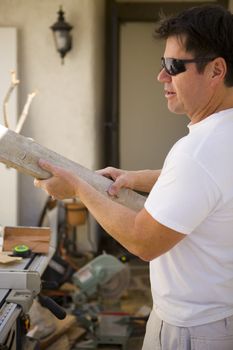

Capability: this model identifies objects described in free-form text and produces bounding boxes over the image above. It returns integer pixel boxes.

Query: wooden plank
[0,253,22,264]
[39,315,85,350]
[0,124,146,212]
[3,226,51,253]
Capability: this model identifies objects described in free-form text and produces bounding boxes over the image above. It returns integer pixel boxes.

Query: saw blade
[99,264,130,300]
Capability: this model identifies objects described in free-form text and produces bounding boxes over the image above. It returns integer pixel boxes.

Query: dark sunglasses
[161,57,216,76]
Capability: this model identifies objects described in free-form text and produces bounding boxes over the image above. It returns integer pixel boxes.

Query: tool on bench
[72,253,133,350]
[12,244,31,258]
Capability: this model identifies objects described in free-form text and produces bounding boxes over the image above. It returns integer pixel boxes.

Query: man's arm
[78,181,185,261]
[34,161,184,261]
[97,167,161,195]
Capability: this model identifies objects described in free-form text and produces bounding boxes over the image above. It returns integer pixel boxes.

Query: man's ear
[211,57,226,81]
[212,65,222,78]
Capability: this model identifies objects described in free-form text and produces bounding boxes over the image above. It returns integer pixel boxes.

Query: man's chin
[168,105,186,115]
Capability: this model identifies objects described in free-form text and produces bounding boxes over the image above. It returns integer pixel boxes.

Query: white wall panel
[0,28,18,226]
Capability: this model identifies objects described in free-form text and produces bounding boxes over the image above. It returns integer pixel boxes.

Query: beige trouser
[142,309,233,350]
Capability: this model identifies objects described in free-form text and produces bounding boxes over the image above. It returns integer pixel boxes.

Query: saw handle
[38,295,66,320]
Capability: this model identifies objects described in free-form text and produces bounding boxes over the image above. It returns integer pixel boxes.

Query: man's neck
[189,88,233,125]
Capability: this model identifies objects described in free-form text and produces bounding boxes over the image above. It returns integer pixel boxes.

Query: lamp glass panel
[55,31,69,50]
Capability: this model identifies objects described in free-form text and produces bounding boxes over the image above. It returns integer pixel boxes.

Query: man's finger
[34,178,41,188]
[96,167,115,178]
[108,183,118,196]
[38,159,56,173]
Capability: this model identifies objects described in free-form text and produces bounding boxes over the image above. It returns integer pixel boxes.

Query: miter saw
[72,253,132,349]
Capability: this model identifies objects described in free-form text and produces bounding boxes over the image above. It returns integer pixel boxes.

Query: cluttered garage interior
[0,0,230,349]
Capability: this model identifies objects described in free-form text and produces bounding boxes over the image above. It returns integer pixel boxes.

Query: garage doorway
[104,0,229,169]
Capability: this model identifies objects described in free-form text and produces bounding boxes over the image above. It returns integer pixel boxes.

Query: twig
[3,70,20,128]
[15,90,38,133]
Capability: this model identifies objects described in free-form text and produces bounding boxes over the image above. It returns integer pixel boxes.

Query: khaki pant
[142,309,233,350]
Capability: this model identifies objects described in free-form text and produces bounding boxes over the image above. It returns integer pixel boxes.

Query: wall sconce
[50,6,73,64]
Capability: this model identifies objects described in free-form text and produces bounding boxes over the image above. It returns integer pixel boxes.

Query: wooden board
[39,315,85,350]
[0,253,22,264]
[0,124,146,212]
[2,226,51,253]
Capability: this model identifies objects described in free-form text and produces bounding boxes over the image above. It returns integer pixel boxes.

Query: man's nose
[157,68,172,83]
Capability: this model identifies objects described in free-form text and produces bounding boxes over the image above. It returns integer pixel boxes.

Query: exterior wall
[230,0,233,10]
[0,0,105,226]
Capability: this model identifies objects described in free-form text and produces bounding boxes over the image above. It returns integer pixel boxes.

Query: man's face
[157,35,212,122]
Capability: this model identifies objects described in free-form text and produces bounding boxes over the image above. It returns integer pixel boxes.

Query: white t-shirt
[145,108,233,327]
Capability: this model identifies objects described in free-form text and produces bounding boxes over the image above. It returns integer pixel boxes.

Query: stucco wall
[229,0,233,10]
[0,0,105,226]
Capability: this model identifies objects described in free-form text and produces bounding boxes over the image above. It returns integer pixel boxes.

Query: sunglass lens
[162,58,186,76]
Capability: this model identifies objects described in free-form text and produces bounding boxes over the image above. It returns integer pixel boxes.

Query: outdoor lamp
[50,6,73,64]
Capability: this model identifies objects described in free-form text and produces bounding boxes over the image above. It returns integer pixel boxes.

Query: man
[34,4,233,349]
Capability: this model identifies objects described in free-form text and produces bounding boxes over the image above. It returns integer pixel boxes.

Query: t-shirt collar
[187,108,233,132]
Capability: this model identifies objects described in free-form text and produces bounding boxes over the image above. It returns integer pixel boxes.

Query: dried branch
[3,70,20,128]
[15,90,38,134]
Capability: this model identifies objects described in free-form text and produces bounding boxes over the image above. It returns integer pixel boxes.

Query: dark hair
[156,5,233,86]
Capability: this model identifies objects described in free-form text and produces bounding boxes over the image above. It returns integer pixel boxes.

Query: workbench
[0,222,57,350]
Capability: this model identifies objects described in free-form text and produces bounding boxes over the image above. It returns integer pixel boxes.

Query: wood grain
[0,124,146,212]
[3,226,51,253]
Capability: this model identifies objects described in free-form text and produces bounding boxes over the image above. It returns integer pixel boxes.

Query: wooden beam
[0,124,146,212]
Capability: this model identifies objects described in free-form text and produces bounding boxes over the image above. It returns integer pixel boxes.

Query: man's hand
[34,159,80,200]
[97,167,161,195]
[96,167,134,196]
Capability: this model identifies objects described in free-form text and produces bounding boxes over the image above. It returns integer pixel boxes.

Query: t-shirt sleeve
[144,152,221,234]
